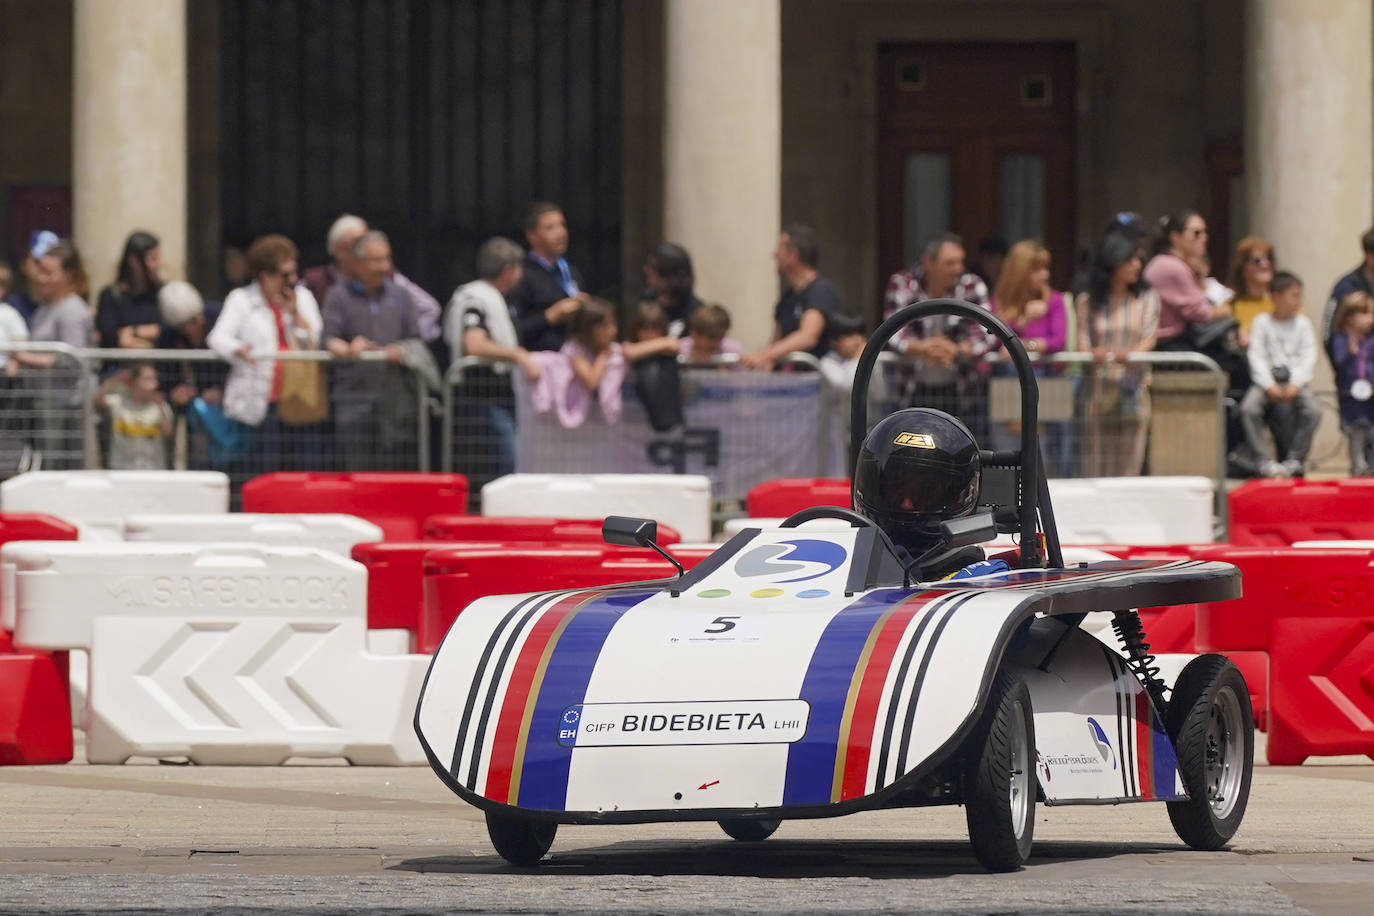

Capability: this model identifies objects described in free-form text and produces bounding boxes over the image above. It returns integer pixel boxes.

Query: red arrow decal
[698,780,720,790]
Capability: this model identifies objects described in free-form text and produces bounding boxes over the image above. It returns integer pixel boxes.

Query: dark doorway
[219,0,622,302]
[877,42,1076,288]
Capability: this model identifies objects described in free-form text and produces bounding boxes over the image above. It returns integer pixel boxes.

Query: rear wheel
[486,810,557,866]
[1166,654,1253,850]
[718,818,780,841]
[963,668,1035,872]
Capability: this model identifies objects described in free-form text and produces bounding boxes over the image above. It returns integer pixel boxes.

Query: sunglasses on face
[277,269,300,284]
[1247,255,1272,267]
[1186,227,1208,239]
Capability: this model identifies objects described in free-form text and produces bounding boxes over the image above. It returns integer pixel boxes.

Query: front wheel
[486,810,557,866]
[1166,654,1254,850]
[718,818,780,841]
[963,668,1036,872]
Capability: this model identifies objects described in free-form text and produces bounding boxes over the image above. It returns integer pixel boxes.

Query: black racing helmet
[852,408,981,551]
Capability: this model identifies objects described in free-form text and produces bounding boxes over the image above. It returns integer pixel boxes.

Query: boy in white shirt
[1242,271,1321,478]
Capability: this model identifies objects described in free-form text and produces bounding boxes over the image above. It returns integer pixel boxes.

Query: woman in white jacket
[207,234,322,469]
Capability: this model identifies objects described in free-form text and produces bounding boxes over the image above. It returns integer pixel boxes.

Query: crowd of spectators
[2,197,1371,480]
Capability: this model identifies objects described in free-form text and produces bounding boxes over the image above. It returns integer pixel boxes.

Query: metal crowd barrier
[863,348,1230,528]
[3,344,437,489]
[4,342,1230,520]
[441,353,829,502]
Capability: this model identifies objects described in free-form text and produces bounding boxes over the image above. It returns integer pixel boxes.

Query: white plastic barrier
[1292,540,1374,549]
[482,473,713,543]
[87,616,427,765]
[2,541,427,765]
[720,477,1214,546]
[1042,476,1214,545]
[0,471,229,539]
[123,513,383,557]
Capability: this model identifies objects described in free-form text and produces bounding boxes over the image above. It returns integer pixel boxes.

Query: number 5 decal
[705,616,740,634]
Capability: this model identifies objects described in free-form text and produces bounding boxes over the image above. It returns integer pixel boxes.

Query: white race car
[414,299,1252,872]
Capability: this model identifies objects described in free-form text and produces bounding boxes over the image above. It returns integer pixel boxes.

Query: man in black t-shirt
[741,225,844,369]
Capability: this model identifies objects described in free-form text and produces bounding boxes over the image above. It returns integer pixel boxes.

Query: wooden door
[878,43,1076,288]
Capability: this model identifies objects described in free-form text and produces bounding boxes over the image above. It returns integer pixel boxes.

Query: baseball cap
[28,230,59,259]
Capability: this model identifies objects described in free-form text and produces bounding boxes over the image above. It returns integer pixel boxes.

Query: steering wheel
[779,506,875,528]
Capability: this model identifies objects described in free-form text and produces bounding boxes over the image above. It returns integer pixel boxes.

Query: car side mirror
[939,511,999,550]
[602,516,659,548]
[602,516,686,592]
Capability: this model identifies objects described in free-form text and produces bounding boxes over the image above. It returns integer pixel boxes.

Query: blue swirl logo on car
[733,539,848,583]
[1086,717,1116,769]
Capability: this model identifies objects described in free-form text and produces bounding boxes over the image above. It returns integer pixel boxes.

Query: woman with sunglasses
[1226,236,1276,348]
[1143,209,1223,351]
[207,233,322,469]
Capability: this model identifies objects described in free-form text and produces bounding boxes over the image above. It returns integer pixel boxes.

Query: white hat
[158,280,204,327]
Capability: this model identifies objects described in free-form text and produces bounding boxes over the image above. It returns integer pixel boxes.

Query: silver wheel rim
[1205,686,1245,819]
[1010,699,1031,838]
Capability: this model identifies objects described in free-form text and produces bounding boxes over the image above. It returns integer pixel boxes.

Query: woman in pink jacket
[1143,210,1222,351]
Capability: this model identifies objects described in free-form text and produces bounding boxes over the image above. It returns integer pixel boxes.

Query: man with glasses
[322,230,425,469]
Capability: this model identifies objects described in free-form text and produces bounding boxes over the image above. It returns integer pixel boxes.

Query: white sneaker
[1262,460,1289,479]
[1282,458,1304,478]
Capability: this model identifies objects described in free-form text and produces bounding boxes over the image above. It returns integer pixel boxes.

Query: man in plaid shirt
[884,232,992,358]
[883,233,994,428]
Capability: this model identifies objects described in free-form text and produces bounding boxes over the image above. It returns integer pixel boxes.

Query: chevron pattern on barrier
[88,617,427,766]
[1266,617,1374,765]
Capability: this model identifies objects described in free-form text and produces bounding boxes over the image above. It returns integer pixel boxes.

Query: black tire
[717,818,781,841]
[485,810,557,866]
[1165,654,1254,850]
[963,668,1036,872]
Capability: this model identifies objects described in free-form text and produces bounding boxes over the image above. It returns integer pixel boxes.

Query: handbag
[276,355,328,425]
[187,396,255,468]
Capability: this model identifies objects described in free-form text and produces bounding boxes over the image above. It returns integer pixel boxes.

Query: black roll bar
[848,298,1063,570]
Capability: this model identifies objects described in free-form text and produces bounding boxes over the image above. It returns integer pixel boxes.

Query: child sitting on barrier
[1329,291,1374,475]
[1242,271,1321,478]
[528,298,627,427]
[679,303,743,364]
[94,362,174,470]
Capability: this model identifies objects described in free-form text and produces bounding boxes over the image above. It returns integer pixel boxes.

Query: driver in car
[852,407,1011,581]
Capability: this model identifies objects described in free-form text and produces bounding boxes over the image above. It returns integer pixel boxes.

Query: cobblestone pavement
[0,757,1371,914]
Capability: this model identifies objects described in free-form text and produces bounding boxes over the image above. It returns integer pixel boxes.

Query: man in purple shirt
[322,230,423,468]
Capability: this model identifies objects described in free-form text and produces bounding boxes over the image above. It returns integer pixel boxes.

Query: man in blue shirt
[507,201,588,351]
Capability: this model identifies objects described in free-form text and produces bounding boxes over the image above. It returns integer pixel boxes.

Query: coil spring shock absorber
[1111,610,1168,710]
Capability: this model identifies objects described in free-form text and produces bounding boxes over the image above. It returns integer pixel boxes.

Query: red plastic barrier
[423,515,681,546]
[0,652,74,765]
[352,541,493,640]
[746,478,851,518]
[0,513,81,545]
[1193,545,1374,652]
[1265,617,1374,765]
[1229,478,1374,546]
[242,472,469,541]
[419,544,716,653]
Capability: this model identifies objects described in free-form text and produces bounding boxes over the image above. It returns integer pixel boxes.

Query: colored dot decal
[796,589,830,599]
[750,588,785,598]
[698,588,731,599]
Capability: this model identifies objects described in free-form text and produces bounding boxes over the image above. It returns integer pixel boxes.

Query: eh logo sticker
[894,432,935,449]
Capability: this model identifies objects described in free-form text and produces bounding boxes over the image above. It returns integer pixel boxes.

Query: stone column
[1247,0,1372,339]
[1246,0,1372,469]
[662,0,780,349]
[72,0,187,289]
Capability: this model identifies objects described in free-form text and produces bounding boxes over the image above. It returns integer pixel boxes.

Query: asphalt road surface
[1,750,1372,915]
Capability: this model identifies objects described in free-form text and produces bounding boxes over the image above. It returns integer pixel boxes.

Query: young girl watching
[1329,291,1374,475]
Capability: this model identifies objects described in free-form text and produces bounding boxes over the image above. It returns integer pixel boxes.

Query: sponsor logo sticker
[733,538,848,584]
[556,699,810,748]
[894,432,935,448]
[1087,716,1117,770]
